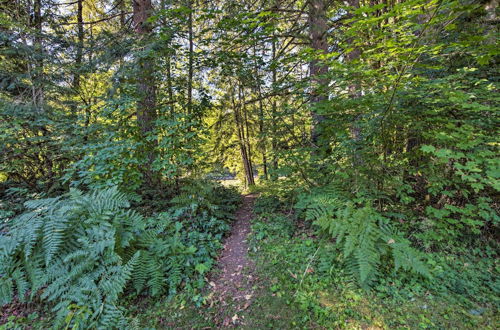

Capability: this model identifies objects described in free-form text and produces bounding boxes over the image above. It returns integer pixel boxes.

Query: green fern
[0,187,189,328]
[297,190,429,288]
[0,182,240,328]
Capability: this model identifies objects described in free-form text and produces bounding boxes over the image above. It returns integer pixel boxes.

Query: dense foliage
[246,188,498,328]
[296,189,429,288]
[0,183,238,328]
[0,0,498,327]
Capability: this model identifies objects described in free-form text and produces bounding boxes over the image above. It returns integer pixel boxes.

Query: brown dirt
[208,194,257,327]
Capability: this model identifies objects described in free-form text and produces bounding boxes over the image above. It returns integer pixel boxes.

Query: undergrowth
[246,188,499,329]
[0,181,240,329]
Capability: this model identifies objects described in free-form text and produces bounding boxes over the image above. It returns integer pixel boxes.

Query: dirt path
[209,194,257,327]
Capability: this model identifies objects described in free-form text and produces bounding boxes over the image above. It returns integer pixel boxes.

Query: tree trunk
[166,57,174,111]
[308,0,329,148]
[240,86,254,181]
[120,0,126,27]
[187,0,193,115]
[345,0,363,166]
[270,37,279,179]
[32,0,44,112]
[161,0,174,113]
[133,0,158,184]
[258,98,268,180]
[254,44,268,180]
[240,86,255,186]
[232,89,255,188]
[74,0,84,90]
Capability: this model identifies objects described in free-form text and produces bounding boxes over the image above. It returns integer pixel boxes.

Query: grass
[126,294,216,329]
[126,191,498,329]
[244,203,499,329]
[3,187,497,329]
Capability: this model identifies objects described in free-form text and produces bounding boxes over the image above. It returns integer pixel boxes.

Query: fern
[0,277,13,305]
[297,190,429,288]
[166,255,183,296]
[0,187,188,328]
[0,182,240,328]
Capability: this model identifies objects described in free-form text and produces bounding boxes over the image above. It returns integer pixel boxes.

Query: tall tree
[133,0,158,183]
[270,35,279,179]
[32,0,44,112]
[308,0,329,148]
[254,43,268,180]
[187,0,194,115]
[345,0,363,166]
[230,83,255,187]
[73,0,84,90]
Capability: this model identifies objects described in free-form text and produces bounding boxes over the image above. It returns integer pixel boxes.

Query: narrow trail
[209,194,257,327]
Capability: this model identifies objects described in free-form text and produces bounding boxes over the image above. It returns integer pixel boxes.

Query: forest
[0,0,498,328]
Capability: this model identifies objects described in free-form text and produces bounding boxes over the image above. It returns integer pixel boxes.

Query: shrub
[296,189,429,289]
[0,185,236,328]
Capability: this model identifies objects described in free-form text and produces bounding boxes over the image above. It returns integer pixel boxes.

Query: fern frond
[0,277,13,305]
[300,190,429,288]
[0,182,239,328]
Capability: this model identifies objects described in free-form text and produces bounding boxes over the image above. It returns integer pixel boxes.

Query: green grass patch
[125,294,216,329]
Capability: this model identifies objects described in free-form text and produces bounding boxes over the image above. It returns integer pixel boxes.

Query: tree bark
[32,0,44,112]
[187,0,193,115]
[308,0,329,148]
[73,0,84,90]
[133,0,158,183]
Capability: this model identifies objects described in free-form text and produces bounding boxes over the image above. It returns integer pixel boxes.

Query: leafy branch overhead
[0,0,498,328]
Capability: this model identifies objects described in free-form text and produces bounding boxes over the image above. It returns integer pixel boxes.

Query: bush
[296,188,429,288]
[0,183,239,328]
[254,195,283,215]
[252,213,295,241]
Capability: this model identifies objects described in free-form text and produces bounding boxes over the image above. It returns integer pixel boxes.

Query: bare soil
[208,194,257,327]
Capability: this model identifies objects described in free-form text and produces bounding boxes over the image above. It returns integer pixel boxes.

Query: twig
[294,245,321,296]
